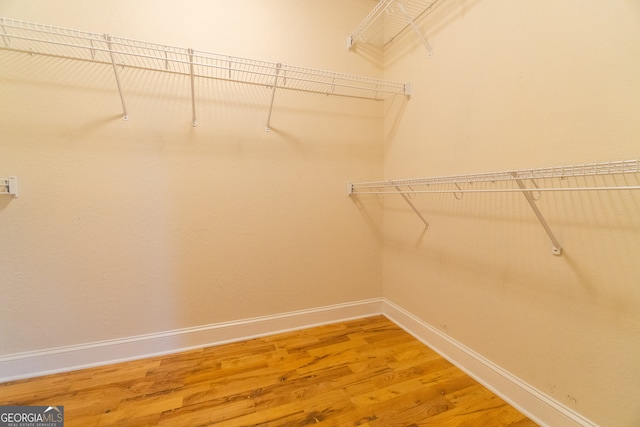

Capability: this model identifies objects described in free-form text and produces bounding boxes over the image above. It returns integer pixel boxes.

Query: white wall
[380,1,640,426]
[0,0,383,354]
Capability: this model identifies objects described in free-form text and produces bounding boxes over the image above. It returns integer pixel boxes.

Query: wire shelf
[0,17,408,101]
[349,160,640,195]
[349,159,640,256]
[349,0,440,48]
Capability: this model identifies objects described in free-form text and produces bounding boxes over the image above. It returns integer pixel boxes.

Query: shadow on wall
[375,176,640,315]
[351,195,384,244]
[381,0,487,69]
[0,197,13,212]
[384,94,410,149]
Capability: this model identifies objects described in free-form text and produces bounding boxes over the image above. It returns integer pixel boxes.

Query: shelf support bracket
[265,63,282,132]
[1,176,18,197]
[104,34,129,121]
[395,185,429,229]
[188,48,197,127]
[348,182,429,228]
[514,177,562,255]
[396,3,433,58]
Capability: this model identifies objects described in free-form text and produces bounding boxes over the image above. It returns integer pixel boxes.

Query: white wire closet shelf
[348,0,440,54]
[348,159,640,256]
[349,159,640,195]
[0,17,410,129]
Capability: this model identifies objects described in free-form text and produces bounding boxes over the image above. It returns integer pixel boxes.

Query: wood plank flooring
[0,316,537,426]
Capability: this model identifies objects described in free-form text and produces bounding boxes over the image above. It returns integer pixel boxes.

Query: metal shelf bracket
[397,185,430,229]
[265,63,282,132]
[188,48,197,127]
[514,177,562,256]
[396,2,433,57]
[1,176,18,197]
[104,34,129,121]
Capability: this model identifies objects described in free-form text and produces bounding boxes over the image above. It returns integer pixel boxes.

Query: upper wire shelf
[1,17,410,129]
[348,0,440,50]
[0,18,407,100]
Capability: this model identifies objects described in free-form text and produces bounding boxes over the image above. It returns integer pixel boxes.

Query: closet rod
[1,18,408,101]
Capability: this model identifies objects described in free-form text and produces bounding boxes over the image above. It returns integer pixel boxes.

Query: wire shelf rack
[348,0,440,49]
[348,159,640,256]
[349,159,640,195]
[1,17,409,128]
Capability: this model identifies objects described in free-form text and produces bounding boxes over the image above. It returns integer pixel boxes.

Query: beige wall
[382,1,640,426]
[0,1,384,352]
[2,1,640,425]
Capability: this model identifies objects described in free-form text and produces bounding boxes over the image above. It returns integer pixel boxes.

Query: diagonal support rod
[395,185,429,229]
[514,178,562,255]
[265,63,281,132]
[188,48,197,127]
[396,3,433,57]
[104,34,129,121]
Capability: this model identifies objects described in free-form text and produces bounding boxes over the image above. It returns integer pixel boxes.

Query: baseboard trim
[0,298,383,383]
[0,296,598,427]
[382,298,598,427]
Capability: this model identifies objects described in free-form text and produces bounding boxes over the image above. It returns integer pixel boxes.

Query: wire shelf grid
[349,0,439,47]
[350,160,640,194]
[349,159,640,256]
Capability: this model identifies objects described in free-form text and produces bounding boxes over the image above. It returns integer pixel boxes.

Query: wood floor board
[0,315,537,426]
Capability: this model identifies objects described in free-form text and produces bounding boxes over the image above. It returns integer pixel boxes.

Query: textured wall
[380,1,640,426]
[0,1,384,353]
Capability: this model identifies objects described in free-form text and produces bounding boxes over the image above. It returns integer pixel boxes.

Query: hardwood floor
[0,316,537,426]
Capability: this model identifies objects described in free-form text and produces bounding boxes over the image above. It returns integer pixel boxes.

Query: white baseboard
[382,298,598,427]
[0,296,597,427]
[0,298,384,383]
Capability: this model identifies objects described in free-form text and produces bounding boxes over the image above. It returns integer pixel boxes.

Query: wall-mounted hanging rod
[348,0,439,51]
[0,176,18,197]
[348,159,640,255]
[1,18,409,127]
